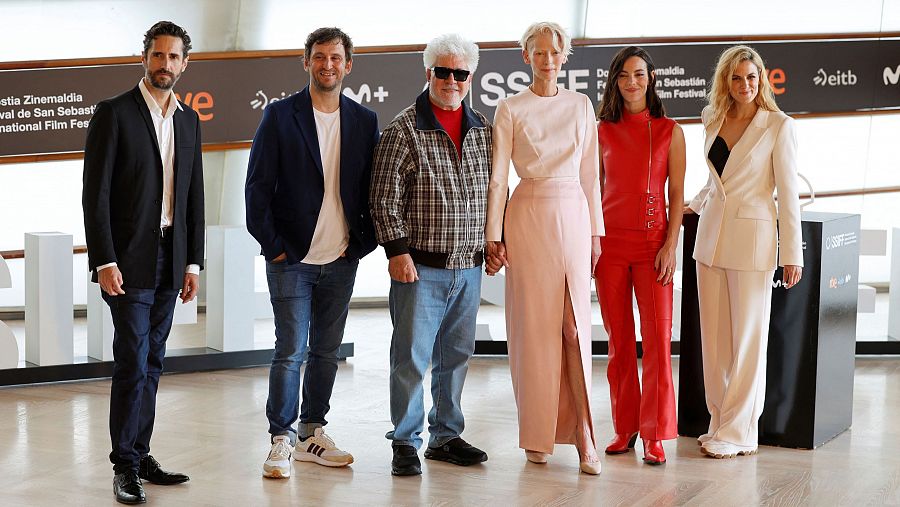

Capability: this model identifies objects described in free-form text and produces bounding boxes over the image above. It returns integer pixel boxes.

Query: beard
[311,75,340,93]
[147,69,178,90]
[429,88,463,110]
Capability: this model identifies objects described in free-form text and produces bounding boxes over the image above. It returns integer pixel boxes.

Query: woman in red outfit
[595,46,685,465]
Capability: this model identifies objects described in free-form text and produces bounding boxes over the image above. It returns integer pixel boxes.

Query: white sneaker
[263,435,292,478]
[293,427,354,467]
[700,439,758,459]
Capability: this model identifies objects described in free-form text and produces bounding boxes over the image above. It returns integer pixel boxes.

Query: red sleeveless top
[598,109,675,236]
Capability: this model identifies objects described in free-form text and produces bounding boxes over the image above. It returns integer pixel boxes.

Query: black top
[708,136,730,177]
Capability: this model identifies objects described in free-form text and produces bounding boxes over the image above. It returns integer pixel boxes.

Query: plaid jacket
[370,90,492,269]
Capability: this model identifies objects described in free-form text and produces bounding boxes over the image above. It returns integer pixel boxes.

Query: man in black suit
[83,20,204,505]
[245,27,379,479]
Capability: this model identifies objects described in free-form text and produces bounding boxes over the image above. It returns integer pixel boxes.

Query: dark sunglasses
[432,66,470,81]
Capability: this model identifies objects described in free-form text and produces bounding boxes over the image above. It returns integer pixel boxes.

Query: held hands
[783,265,802,289]
[181,273,199,303]
[485,241,509,276]
[590,236,601,277]
[98,266,126,296]
[683,205,695,215]
[389,253,419,283]
[654,241,677,286]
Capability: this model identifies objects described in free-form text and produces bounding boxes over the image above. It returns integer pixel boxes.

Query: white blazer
[689,106,803,272]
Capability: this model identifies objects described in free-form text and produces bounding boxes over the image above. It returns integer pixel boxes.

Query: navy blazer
[245,87,380,263]
[82,86,205,289]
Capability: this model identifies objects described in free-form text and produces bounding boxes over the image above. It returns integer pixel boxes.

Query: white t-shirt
[302,108,350,264]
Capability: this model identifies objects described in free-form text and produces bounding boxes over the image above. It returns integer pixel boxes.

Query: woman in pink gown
[485,21,604,475]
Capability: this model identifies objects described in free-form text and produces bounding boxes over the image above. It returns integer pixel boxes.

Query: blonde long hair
[707,45,779,126]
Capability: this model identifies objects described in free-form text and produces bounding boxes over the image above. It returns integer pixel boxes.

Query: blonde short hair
[519,21,572,56]
[707,45,780,126]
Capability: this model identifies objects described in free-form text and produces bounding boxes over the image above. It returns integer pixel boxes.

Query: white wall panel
[237,0,584,49]
[0,0,242,61]
[862,114,900,188]
[584,0,886,38]
[795,116,872,193]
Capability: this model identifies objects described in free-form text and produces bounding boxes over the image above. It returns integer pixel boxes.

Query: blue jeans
[103,237,179,473]
[266,257,358,443]
[386,264,481,449]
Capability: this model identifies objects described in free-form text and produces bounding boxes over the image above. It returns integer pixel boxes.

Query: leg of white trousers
[696,262,730,437]
[715,268,774,447]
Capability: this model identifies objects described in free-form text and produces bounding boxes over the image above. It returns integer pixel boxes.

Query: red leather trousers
[595,231,677,440]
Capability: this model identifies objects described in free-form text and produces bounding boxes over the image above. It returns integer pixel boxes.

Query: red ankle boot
[604,432,638,454]
[642,440,666,465]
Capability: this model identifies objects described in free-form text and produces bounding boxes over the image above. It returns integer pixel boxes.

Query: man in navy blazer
[83,21,202,504]
[245,27,379,479]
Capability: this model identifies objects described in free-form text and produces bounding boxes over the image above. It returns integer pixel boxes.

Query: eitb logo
[813,68,857,86]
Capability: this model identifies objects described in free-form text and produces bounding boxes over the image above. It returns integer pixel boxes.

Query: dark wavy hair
[305,27,354,62]
[142,21,192,58]
[598,46,666,122]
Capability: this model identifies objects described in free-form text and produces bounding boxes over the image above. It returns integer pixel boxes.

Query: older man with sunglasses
[370,33,491,477]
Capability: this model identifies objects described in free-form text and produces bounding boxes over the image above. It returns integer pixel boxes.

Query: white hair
[519,21,572,56]
[423,33,480,72]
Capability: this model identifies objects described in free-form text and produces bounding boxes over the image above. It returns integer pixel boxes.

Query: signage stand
[678,212,860,449]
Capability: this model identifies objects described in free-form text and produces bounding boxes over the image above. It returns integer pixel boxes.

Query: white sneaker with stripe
[262,435,292,478]
[292,427,354,467]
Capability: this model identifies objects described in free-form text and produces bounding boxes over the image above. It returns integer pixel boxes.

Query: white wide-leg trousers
[696,261,775,447]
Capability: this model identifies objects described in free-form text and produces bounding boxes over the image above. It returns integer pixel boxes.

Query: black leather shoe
[113,470,146,504]
[424,437,488,466]
[138,455,190,485]
[391,445,422,476]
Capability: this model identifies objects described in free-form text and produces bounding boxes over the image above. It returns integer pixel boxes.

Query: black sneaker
[424,437,488,466]
[391,445,421,476]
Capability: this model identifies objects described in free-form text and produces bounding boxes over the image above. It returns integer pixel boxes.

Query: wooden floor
[1,307,899,506]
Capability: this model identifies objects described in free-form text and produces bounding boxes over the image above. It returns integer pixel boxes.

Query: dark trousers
[102,236,179,473]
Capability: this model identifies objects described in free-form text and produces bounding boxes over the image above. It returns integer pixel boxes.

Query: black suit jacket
[245,87,379,263]
[83,85,205,289]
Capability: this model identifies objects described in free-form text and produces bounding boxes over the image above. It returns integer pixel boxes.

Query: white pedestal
[173,297,198,325]
[206,226,258,351]
[0,254,17,369]
[480,271,505,306]
[87,281,114,361]
[25,232,74,366]
[858,284,877,314]
[889,228,900,339]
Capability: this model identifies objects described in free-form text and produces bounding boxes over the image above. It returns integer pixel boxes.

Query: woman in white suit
[685,45,803,459]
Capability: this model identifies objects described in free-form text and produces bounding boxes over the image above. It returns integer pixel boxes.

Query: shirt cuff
[185,264,200,275]
[381,238,409,259]
[97,262,117,271]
